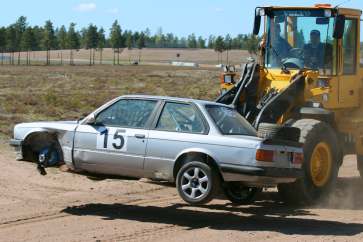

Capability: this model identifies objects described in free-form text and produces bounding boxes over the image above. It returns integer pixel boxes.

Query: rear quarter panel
[144,130,260,181]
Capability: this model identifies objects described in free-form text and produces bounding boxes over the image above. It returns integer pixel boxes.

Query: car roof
[120,94,230,107]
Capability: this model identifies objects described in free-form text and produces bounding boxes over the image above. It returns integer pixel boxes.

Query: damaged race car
[10,95,303,205]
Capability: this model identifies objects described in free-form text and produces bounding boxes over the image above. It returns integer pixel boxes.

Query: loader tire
[278,119,339,205]
[257,123,282,139]
[257,122,300,142]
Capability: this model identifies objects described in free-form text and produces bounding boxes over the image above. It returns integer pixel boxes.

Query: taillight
[256,149,274,162]
[293,152,304,164]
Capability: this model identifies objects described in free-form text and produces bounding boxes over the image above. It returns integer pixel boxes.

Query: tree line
[0,16,259,65]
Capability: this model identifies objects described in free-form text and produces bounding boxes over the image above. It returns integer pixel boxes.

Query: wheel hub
[310,142,332,187]
[191,178,199,188]
[180,167,209,199]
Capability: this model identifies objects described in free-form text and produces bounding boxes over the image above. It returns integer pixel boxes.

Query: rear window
[206,105,256,136]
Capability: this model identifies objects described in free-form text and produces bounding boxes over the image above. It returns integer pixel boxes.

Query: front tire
[176,161,220,205]
[278,119,339,205]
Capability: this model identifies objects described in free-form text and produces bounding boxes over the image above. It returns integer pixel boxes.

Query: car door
[144,101,209,180]
[338,18,360,107]
[73,98,159,177]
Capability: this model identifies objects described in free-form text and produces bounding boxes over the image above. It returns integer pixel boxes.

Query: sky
[0,0,362,38]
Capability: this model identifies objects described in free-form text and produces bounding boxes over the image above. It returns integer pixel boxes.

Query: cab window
[156,102,206,134]
[343,18,357,74]
[95,99,157,128]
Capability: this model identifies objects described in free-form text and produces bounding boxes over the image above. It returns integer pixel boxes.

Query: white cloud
[214,7,223,13]
[106,8,119,14]
[73,3,97,12]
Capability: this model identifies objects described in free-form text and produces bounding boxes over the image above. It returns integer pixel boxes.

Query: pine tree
[0,27,7,65]
[246,34,259,56]
[125,31,133,63]
[110,20,122,65]
[84,24,98,65]
[187,34,197,49]
[224,34,232,65]
[14,16,27,65]
[214,36,225,64]
[6,25,17,64]
[57,25,67,64]
[67,23,80,65]
[155,27,163,47]
[31,26,42,51]
[21,27,34,65]
[207,35,215,49]
[97,27,105,64]
[43,20,56,65]
[197,36,206,49]
[166,33,174,48]
[137,32,145,62]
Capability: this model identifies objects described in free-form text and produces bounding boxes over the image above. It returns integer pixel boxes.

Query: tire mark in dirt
[81,196,184,242]
[105,224,181,242]
[0,188,178,230]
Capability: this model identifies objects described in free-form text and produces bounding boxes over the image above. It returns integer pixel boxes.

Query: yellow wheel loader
[219,65,238,95]
[217,4,363,204]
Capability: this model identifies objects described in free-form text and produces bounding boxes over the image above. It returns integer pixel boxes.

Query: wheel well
[173,152,223,181]
[22,132,63,162]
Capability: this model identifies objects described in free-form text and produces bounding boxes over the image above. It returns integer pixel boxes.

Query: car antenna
[334,0,352,9]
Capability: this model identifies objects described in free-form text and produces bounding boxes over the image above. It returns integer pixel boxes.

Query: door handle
[134,134,146,139]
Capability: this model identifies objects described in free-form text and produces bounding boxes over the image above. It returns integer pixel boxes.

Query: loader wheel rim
[310,142,332,187]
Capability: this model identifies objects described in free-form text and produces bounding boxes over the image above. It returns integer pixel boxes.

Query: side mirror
[333,15,345,39]
[253,15,261,35]
[85,113,96,124]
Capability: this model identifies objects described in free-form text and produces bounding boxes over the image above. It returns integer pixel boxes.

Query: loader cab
[254,5,362,109]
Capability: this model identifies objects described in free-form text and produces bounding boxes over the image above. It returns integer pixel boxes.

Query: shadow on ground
[61,175,363,236]
[63,199,363,236]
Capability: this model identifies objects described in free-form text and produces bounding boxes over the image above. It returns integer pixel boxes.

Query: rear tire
[176,161,220,205]
[278,119,339,205]
[223,182,261,205]
[357,155,363,178]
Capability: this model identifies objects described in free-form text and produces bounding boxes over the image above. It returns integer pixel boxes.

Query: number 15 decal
[97,128,127,151]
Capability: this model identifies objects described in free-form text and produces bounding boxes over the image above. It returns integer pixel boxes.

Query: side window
[95,99,157,128]
[156,102,206,134]
[343,19,357,74]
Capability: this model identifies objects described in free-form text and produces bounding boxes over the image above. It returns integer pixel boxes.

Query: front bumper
[9,139,23,160]
[220,163,303,186]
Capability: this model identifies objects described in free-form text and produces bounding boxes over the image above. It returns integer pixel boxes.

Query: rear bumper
[220,163,303,186]
[9,139,23,160]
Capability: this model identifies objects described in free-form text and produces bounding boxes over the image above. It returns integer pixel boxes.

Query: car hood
[14,121,79,140]
[15,120,78,129]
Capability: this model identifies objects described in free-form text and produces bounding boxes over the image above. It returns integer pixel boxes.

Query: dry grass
[0,65,220,138]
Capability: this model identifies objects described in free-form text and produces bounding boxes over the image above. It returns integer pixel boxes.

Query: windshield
[265,9,336,75]
[206,105,257,136]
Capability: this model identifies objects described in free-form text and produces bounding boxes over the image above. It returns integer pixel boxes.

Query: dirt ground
[1,141,363,242]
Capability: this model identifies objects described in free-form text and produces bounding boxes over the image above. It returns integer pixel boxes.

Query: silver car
[10,95,303,205]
